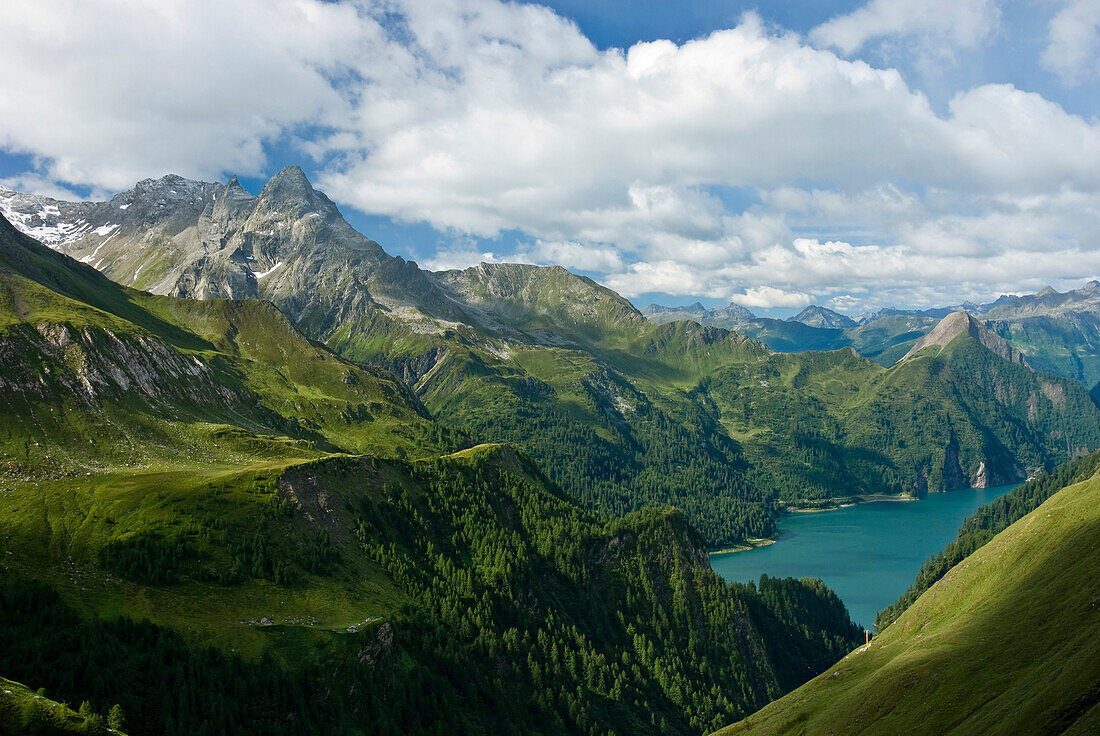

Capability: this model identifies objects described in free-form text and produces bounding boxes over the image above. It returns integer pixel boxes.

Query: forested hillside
[0,676,128,736]
[0,448,863,736]
[0,212,862,735]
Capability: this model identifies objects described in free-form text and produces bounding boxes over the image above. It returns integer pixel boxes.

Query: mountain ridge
[900,311,1027,365]
[4,173,1099,547]
[788,305,856,329]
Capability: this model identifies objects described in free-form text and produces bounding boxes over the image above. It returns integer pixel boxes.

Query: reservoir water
[711,485,1017,629]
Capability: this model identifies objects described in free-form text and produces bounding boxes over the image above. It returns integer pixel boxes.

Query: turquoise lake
[711,485,1017,629]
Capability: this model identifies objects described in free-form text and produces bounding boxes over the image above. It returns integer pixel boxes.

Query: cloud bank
[1,0,1098,311]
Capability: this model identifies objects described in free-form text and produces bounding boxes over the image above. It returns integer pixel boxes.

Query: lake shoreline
[785,493,917,514]
[710,483,1018,628]
[709,537,778,557]
[710,494,920,557]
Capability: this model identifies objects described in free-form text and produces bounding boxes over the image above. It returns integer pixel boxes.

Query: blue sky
[2,0,1099,316]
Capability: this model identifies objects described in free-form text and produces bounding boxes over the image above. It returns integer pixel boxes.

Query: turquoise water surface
[711,485,1016,629]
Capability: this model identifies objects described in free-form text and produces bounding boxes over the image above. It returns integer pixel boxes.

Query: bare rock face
[901,311,1028,365]
[1,171,662,354]
[0,321,240,408]
[1,169,483,347]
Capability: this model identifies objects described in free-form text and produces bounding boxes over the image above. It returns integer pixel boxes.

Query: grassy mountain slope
[986,310,1100,388]
[876,449,1100,629]
[0,676,127,736]
[714,460,1100,736]
[0,212,444,480]
[0,216,864,734]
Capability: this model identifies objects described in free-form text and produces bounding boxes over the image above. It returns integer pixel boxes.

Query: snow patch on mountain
[0,189,92,249]
[252,261,284,279]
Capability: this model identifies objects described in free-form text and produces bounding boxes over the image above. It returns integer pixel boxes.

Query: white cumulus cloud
[1,0,1099,311]
[809,0,1000,62]
[732,286,814,310]
[0,0,373,188]
[1042,0,1100,84]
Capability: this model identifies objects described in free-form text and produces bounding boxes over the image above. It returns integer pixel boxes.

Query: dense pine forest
[0,447,861,736]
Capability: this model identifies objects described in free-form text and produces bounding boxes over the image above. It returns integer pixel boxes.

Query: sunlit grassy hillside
[714,462,1100,736]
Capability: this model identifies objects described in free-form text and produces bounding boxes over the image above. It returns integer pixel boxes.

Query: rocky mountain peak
[131,173,211,200]
[214,175,256,210]
[901,311,1027,365]
[254,165,338,222]
[789,305,856,329]
[225,174,249,195]
[205,175,257,237]
[260,165,315,199]
[266,164,312,190]
[724,302,756,319]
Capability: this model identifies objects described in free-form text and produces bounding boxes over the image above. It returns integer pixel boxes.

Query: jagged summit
[900,311,1027,365]
[213,174,257,211]
[253,165,337,219]
[723,302,756,319]
[260,165,314,196]
[789,305,856,329]
[224,174,250,195]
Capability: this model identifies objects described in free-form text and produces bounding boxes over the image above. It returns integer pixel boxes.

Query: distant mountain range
[789,304,857,329]
[644,282,1100,388]
[3,170,1098,548]
[641,302,855,330]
